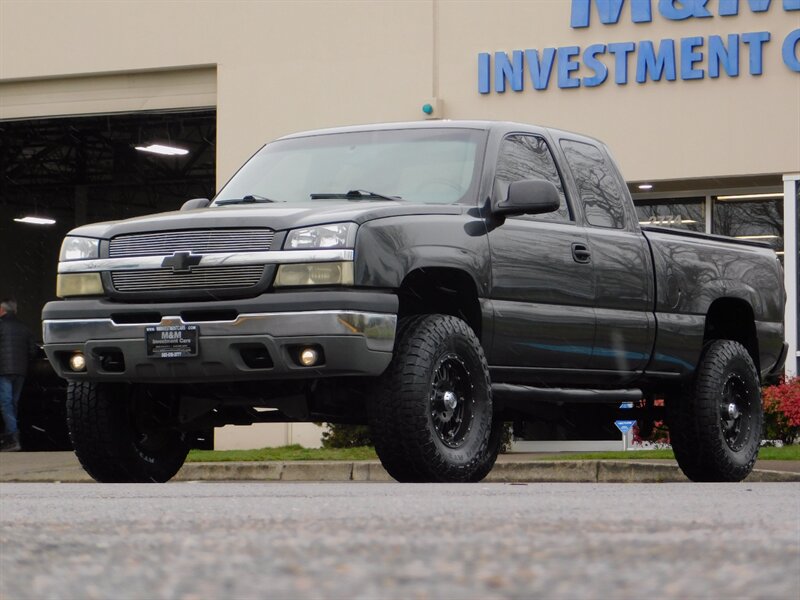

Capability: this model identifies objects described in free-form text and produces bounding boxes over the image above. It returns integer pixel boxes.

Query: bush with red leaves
[762,376,800,444]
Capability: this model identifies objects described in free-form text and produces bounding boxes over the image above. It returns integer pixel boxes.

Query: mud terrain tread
[669,340,761,482]
[66,382,188,483]
[369,314,497,482]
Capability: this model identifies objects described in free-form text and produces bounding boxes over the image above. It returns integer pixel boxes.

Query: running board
[492,384,643,404]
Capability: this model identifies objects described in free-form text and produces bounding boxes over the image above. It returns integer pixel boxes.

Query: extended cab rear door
[556,136,655,381]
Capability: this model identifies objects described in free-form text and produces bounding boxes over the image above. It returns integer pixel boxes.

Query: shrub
[320,423,373,448]
[322,422,515,452]
[762,376,800,444]
[632,398,670,446]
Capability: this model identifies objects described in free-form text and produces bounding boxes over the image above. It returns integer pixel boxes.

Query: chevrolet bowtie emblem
[161,251,203,273]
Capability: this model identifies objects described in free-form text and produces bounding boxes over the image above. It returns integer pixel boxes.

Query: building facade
[2,0,798,449]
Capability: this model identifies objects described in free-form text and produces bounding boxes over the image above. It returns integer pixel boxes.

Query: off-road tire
[66,381,190,483]
[667,340,762,482]
[368,314,501,482]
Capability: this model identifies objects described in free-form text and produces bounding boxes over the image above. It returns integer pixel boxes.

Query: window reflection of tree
[713,199,784,252]
[560,141,625,229]
[494,136,571,222]
[635,199,704,232]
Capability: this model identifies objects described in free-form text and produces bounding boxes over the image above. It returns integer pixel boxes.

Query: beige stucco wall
[2,0,798,184]
[217,423,325,450]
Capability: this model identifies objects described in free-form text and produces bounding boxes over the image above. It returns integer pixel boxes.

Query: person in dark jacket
[0,298,37,451]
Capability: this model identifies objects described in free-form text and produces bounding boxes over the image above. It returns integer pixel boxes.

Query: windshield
[213,128,485,205]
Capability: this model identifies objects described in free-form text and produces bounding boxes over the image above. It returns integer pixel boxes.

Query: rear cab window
[559,139,627,229]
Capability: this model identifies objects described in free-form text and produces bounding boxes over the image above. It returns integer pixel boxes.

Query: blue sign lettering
[478,53,491,93]
[583,44,610,86]
[572,0,795,27]
[742,31,770,74]
[783,29,800,71]
[636,39,677,82]
[659,0,712,21]
[558,46,582,88]
[608,41,636,83]
[681,36,706,79]
[495,51,524,92]
[526,48,557,89]
[708,34,740,77]
[479,1,798,94]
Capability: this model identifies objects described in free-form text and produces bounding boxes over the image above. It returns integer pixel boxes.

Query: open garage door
[0,74,216,448]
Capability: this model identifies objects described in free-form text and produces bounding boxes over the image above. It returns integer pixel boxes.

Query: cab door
[486,134,595,378]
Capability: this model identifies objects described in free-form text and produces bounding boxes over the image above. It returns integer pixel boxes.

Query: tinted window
[635,197,705,232]
[560,140,626,229]
[494,135,571,222]
[713,197,783,254]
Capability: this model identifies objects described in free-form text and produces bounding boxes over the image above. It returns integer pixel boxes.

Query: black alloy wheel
[369,314,502,483]
[430,354,475,448]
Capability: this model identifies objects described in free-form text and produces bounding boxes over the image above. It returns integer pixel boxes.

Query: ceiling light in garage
[14,216,56,225]
[716,192,783,201]
[134,143,189,156]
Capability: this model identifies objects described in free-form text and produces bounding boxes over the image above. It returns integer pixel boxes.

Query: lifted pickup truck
[43,121,787,483]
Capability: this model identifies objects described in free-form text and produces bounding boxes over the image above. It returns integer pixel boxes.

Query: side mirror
[493,179,561,217]
[180,198,211,211]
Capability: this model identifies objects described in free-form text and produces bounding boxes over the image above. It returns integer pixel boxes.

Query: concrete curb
[3,459,798,483]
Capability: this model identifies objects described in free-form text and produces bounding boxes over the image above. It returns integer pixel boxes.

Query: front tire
[668,340,762,482]
[369,315,501,482]
[66,381,190,483]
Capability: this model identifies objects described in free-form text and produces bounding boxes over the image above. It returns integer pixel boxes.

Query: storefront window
[634,198,705,232]
[712,196,784,256]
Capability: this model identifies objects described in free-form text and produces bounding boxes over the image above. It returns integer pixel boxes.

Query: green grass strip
[533,445,800,461]
[187,444,798,463]
[187,444,377,462]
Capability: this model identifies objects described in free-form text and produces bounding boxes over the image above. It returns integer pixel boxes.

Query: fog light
[69,352,87,372]
[299,347,319,367]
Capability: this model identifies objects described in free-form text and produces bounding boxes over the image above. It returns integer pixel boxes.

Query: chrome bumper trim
[43,309,396,352]
[57,249,355,274]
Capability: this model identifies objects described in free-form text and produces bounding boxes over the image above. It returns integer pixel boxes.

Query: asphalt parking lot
[1,482,798,599]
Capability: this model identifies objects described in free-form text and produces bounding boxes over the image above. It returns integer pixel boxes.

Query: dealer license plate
[145,325,198,358]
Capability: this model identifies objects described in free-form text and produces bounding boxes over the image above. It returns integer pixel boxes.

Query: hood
[67,201,464,239]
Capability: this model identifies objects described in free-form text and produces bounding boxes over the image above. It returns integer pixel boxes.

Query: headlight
[56,273,104,297]
[284,223,357,250]
[60,236,100,261]
[274,262,354,287]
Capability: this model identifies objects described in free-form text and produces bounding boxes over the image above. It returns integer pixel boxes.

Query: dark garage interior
[0,108,216,448]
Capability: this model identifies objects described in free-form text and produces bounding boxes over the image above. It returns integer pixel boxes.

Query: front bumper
[42,291,397,383]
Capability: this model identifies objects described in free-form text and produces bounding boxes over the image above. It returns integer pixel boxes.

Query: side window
[493,135,571,222]
[560,140,626,229]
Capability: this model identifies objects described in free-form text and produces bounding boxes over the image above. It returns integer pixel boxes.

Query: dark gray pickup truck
[42,121,787,483]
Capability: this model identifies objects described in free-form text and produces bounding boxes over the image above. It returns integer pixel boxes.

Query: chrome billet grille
[109,229,274,257]
[111,265,265,292]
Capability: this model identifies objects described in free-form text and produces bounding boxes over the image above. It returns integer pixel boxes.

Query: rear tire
[66,381,190,483]
[369,314,501,482]
[667,340,762,482]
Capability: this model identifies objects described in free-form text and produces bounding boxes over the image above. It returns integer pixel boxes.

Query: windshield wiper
[215,194,279,206]
[310,189,402,202]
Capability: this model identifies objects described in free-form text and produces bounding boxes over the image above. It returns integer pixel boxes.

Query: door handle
[572,243,591,263]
